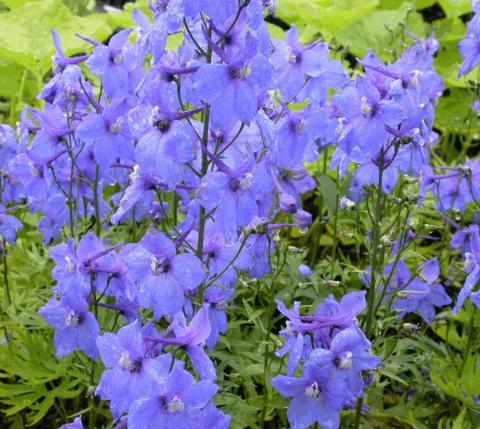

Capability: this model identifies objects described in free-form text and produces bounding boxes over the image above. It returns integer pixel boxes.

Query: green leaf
[0,0,40,7]
[0,0,112,76]
[438,0,471,17]
[335,2,428,61]
[435,88,479,135]
[316,173,337,215]
[105,0,150,29]
[433,17,466,44]
[0,58,26,97]
[415,0,437,7]
[452,407,467,429]
[277,0,380,41]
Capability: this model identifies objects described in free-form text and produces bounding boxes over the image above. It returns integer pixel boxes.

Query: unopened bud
[339,196,355,210]
[403,323,420,336]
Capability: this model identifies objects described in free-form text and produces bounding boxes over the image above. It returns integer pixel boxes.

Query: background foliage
[1,0,480,428]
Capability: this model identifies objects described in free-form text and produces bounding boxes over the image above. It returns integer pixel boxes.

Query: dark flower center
[154,119,170,133]
[229,67,242,80]
[151,256,171,275]
[229,177,240,192]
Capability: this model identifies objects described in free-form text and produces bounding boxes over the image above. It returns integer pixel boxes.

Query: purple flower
[192,35,271,126]
[274,292,367,376]
[160,305,216,380]
[453,225,480,314]
[128,97,199,187]
[96,321,170,418]
[40,287,99,359]
[421,257,440,284]
[204,286,231,349]
[198,160,265,240]
[59,416,83,429]
[392,278,451,323]
[86,29,136,97]
[124,230,205,318]
[272,360,345,429]
[0,206,22,244]
[298,264,313,277]
[459,15,480,76]
[333,77,404,154]
[75,100,134,171]
[309,326,381,397]
[49,232,120,294]
[190,403,231,429]
[271,26,338,100]
[127,363,218,429]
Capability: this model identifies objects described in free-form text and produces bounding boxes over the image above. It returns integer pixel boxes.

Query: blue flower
[272,360,345,429]
[0,206,22,244]
[40,287,99,359]
[124,230,205,318]
[59,416,83,429]
[127,362,218,429]
[192,35,272,126]
[310,326,381,398]
[453,225,480,314]
[392,278,451,323]
[96,321,171,419]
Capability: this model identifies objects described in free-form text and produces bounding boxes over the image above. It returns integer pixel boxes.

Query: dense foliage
[1,1,480,428]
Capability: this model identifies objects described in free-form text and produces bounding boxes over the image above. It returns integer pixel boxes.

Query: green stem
[355,149,386,429]
[88,360,97,429]
[93,166,101,237]
[2,238,11,305]
[459,307,476,376]
[330,174,340,278]
[354,399,363,429]
[196,26,213,261]
[261,245,288,427]
[365,152,386,337]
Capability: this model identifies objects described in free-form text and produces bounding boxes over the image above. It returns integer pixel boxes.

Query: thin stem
[459,307,477,376]
[183,18,207,56]
[261,242,288,427]
[355,149,386,429]
[2,238,11,305]
[93,165,101,237]
[196,25,213,260]
[365,153,386,336]
[201,232,250,290]
[330,172,339,278]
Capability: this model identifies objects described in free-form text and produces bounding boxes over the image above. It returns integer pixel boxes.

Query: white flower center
[119,351,132,370]
[65,256,75,273]
[338,351,353,369]
[360,97,373,116]
[464,252,476,273]
[29,162,40,177]
[108,117,123,134]
[240,173,253,191]
[295,118,307,134]
[305,382,321,398]
[65,310,79,327]
[168,395,185,413]
[130,164,140,181]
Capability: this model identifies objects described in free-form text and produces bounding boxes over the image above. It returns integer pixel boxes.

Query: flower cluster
[0,0,350,427]
[430,0,480,314]
[373,258,451,323]
[2,0,480,427]
[272,292,380,429]
[329,37,443,201]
